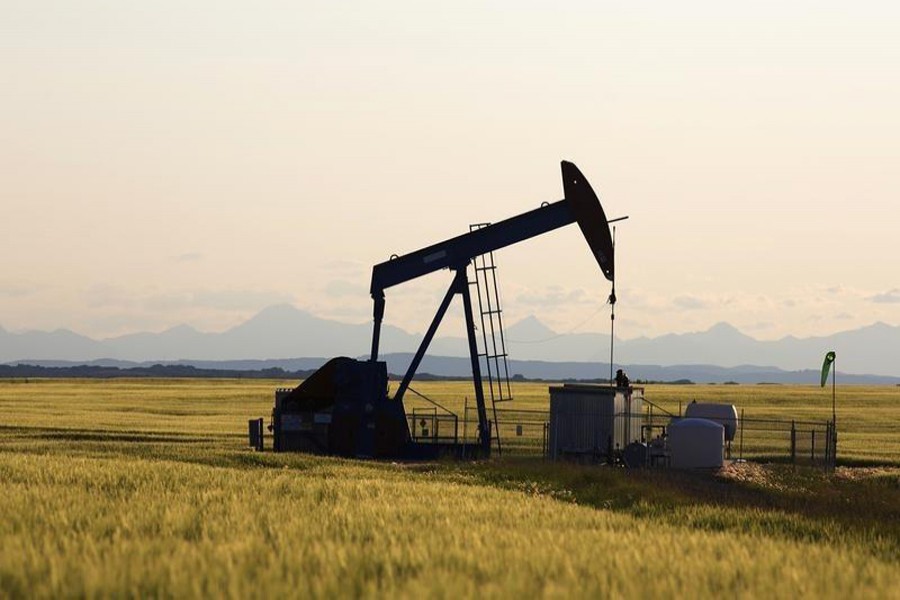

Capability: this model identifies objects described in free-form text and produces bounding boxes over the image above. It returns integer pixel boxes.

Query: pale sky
[2,1,899,341]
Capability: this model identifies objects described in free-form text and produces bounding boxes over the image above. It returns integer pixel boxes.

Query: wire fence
[728,416,835,467]
[416,406,838,469]
[401,382,837,468]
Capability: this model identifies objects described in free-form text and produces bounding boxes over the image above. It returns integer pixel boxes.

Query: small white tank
[668,418,724,469]
[684,403,739,441]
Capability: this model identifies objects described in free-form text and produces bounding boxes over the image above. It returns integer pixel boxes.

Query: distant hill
[0,363,319,380]
[374,354,900,385]
[6,355,900,385]
[2,304,899,377]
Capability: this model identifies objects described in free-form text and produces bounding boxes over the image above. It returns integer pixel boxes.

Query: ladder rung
[468,233,514,415]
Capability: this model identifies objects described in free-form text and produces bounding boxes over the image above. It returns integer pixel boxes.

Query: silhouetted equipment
[271,357,408,456]
[248,418,264,451]
[268,161,616,458]
[623,441,649,468]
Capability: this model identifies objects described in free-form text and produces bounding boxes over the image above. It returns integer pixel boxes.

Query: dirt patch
[833,466,900,481]
[716,461,779,488]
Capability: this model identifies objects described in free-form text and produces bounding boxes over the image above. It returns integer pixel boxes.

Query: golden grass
[0,379,898,598]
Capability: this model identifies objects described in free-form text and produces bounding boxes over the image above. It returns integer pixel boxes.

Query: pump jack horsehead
[268,161,617,459]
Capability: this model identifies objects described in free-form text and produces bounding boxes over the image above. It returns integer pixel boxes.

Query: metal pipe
[393,275,460,405]
[460,266,491,454]
[370,292,385,362]
[371,200,574,294]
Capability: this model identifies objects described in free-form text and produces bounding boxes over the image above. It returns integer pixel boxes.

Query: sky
[2,1,899,342]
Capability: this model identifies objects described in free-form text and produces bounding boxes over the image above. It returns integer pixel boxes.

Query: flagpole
[832,356,837,467]
[608,225,616,386]
[821,350,837,466]
[832,356,836,427]
[609,296,615,385]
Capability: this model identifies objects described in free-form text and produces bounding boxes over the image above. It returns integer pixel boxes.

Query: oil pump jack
[268,161,615,459]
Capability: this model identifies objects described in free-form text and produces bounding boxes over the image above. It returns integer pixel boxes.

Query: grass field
[1,379,898,598]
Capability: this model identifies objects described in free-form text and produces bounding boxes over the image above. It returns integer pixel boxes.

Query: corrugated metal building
[548,384,644,460]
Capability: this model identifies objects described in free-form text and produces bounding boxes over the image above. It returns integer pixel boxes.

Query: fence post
[829,421,836,470]
[739,408,744,462]
[790,420,796,464]
[542,422,546,459]
[463,398,468,444]
[549,416,555,461]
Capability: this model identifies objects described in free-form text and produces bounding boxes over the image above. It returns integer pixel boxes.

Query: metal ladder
[469,222,515,454]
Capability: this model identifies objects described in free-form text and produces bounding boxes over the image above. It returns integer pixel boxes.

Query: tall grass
[1,379,898,598]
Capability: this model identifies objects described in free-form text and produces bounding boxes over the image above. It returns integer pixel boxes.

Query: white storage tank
[668,418,724,469]
[684,402,739,441]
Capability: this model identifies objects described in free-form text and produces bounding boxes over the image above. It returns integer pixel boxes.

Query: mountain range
[2,304,898,379]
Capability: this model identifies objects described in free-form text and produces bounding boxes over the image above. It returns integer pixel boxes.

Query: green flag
[820,351,836,387]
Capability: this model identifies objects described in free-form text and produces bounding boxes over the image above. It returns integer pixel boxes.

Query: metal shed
[548,384,644,460]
